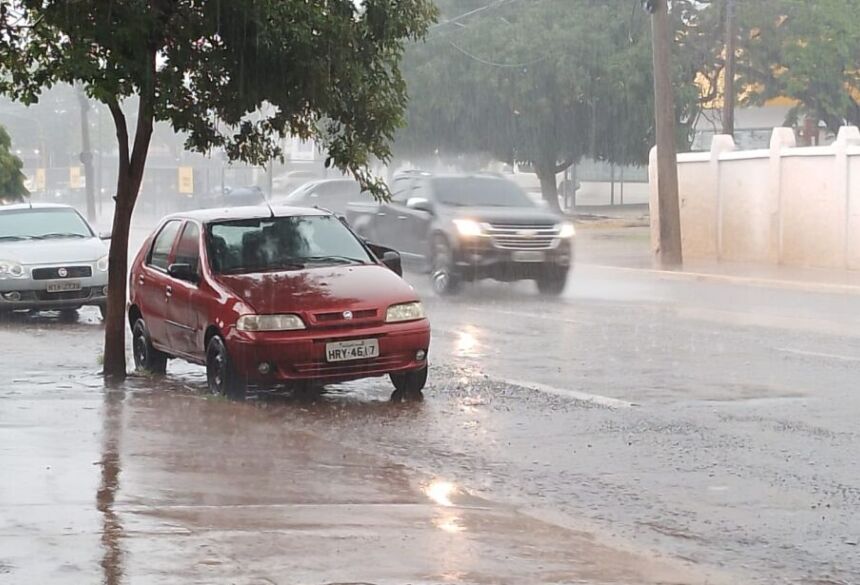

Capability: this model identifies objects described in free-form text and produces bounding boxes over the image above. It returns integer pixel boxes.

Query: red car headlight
[236,314,306,332]
[385,302,425,323]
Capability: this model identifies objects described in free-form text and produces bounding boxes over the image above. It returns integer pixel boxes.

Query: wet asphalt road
[1,239,859,584]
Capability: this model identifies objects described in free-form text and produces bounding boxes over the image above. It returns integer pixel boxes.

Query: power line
[447,40,549,69]
[430,0,521,31]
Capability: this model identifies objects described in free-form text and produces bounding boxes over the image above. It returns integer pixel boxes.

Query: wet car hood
[216,264,419,314]
[0,237,107,265]
[443,205,562,224]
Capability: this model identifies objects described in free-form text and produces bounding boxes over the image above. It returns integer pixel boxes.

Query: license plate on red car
[326,339,380,362]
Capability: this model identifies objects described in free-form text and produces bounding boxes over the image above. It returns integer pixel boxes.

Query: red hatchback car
[128,206,430,400]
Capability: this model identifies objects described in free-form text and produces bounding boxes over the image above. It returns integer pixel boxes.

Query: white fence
[650,126,860,270]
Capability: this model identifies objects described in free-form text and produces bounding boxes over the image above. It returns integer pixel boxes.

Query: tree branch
[106,98,130,170]
[128,50,157,187]
[553,158,574,174]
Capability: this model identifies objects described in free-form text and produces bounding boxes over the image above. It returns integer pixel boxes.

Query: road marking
[776,347,860,363]
[505,378,636,408]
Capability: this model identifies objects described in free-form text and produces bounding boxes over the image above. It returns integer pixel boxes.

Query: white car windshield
[0,208,93,240]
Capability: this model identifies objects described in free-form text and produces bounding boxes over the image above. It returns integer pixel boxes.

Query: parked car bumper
[225,319,431,385]
[0,274,109,311]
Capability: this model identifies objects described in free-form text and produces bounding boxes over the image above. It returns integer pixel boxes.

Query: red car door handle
[137,274,144,285]
[165,286,172,298]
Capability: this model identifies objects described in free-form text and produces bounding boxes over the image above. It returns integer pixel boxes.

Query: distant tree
[0,125,28,203]
[397,0,705,211]
[735,0,860,132]
[0,0,436,380]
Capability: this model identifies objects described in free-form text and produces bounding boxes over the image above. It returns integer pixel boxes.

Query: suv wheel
[390,366,427,402]
[431,236,462,296]
[206,336,247,400]
[132,319,168,375]
[536,267,569,296]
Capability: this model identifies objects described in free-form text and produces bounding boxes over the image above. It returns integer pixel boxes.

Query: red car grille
[312,308,379,327]
[315,308,377,322]
[291,353,405,377]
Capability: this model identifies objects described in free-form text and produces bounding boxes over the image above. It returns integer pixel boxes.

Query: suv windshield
[207,215,372,274]
[0,208,93,240]
[433,177,535,208]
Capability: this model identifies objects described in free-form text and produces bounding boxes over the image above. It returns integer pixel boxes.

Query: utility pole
[722,0,736,136]
[646,0,683,266]
[77,87,96,222]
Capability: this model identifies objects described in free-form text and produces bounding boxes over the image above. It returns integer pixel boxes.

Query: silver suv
[0,203,109,317]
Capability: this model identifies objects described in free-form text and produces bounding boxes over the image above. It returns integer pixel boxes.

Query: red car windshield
[207,215,372,274]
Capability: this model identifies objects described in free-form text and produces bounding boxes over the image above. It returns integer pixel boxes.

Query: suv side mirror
[99,231,112,240]
[406,196,434,214]
[167,263,199,283]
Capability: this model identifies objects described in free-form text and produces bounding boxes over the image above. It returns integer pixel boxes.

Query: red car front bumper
[225,319,431,385]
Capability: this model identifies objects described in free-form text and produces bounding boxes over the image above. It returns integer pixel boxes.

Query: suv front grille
[485,223,560,251]
[32,266,93,280]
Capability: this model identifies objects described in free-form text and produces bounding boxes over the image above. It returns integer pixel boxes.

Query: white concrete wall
[650,127,860,270]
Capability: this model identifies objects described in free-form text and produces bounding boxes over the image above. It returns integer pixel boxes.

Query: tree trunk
[101,167,135,381]
[536,166,561,214]
[102,94,154,382]
[78,90,97,223]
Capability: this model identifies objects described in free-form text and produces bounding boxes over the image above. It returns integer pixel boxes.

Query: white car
[0,203,109,317]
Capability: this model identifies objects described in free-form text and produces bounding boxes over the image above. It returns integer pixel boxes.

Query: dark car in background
[196,185,267,210]
[346,172,574,295]
[275,178,367,215]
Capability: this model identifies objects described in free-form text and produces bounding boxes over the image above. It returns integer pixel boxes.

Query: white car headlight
[386,301,425,323]
[453,219,483,237]
[0,260,26,280]
[557,222,576,238]
[96,255,109,272]
[236,314,306,332]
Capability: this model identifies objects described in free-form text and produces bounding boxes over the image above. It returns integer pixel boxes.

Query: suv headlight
[453,219,483,237]
[0,260,26,280]
[386,301,425,323]
[557,222,575,238]
[96,255,109,272]
[236,314,306,332]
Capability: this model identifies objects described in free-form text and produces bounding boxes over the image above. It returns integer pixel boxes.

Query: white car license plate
[326,339,379,362]
[46,280,82,293]
[512,251,546,263]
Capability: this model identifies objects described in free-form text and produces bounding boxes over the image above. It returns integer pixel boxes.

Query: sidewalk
[577,225,860,295]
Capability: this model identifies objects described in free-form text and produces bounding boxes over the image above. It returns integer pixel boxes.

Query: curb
[579,263,860,296]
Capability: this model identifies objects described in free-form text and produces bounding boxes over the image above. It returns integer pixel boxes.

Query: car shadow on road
[132,367,427,417]
[0,307,104,329]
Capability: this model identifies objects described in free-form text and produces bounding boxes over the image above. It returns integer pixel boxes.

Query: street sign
[69,166,83,189]
[178,166,194,194]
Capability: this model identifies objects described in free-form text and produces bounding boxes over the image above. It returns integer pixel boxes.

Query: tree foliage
[0,0,436,378]
[735,0,860,130]
[0,124,27,202]
[397,0,704,209]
